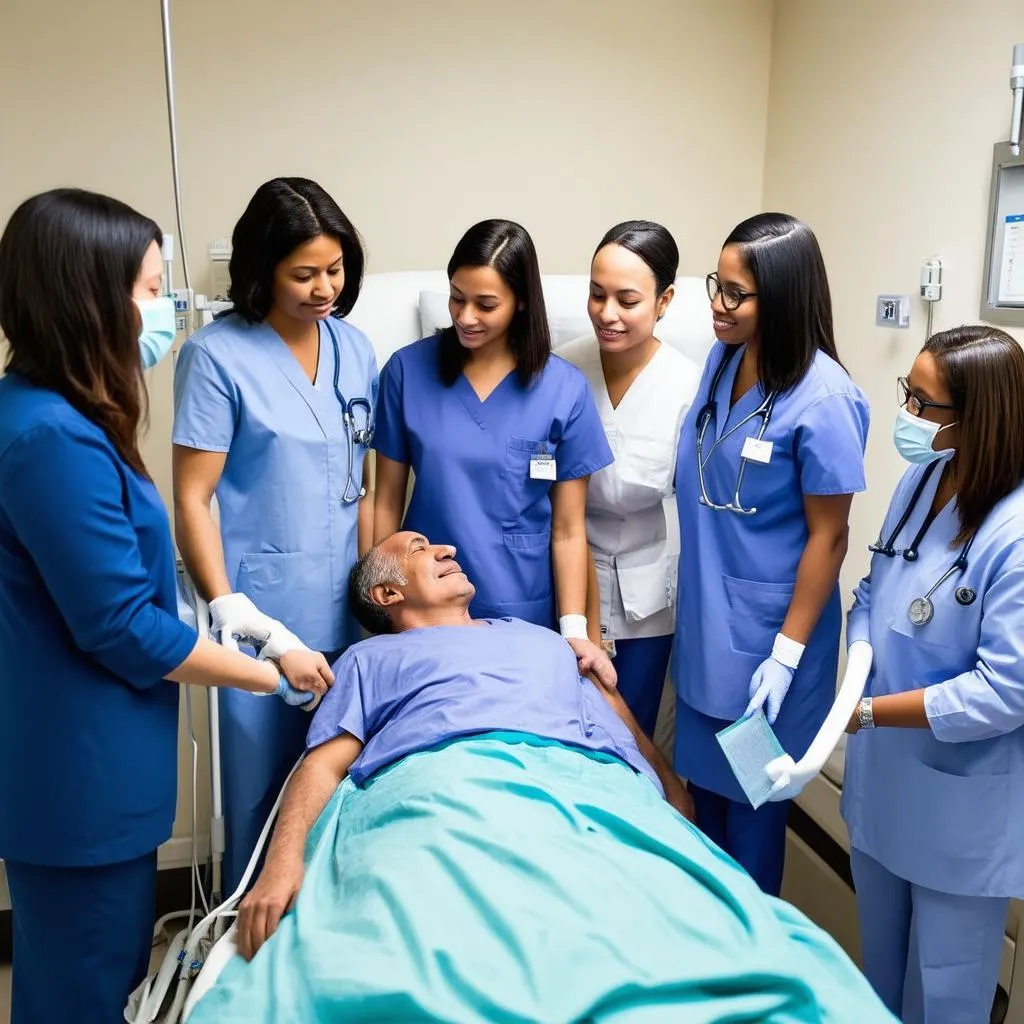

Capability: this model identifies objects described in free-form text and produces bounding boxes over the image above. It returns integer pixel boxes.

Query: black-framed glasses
[898,376,957,417]
[706,272,757,311]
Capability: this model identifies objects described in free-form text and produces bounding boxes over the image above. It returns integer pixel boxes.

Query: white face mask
[892,407,957,465]
[136,297,176,369]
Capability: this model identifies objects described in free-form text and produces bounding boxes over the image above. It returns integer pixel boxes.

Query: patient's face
[588,244,671,354]
[383,532,476,611]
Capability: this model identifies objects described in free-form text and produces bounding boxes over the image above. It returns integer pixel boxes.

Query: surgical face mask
[892,406,957,465]
[136,297,176,370]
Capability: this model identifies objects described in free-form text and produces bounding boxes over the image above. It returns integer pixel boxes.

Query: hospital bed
[124,271,719,1023]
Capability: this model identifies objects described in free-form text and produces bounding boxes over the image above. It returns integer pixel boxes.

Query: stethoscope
[695,346,778,515]
[328,329,374,504]
[868,459,978,625]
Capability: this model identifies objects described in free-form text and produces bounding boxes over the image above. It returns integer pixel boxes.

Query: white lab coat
[559,336,700,642]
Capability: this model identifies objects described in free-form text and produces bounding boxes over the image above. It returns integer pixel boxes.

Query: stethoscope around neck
[326,327,374,504]
[695,345,778,515]
[868,459,978,625]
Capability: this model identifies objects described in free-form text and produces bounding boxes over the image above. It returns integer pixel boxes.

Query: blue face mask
[136,297,176,370]
[893,407,957,464]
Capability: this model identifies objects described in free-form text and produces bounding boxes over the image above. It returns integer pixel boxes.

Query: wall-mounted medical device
[980,44,1024,327]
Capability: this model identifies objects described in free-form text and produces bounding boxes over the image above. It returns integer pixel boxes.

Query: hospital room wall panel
[762,0,1024,610]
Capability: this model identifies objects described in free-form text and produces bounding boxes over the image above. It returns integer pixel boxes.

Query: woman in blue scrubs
[843,325,1024,1024]
[0,189,332,1024]
[373,220,615,676]
[559,221,700,736]
[672,213,869,895]
[173,178,378,892]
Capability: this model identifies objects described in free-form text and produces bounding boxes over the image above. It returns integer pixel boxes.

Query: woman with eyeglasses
[670,213,869,895]
[842,326,1024,1024]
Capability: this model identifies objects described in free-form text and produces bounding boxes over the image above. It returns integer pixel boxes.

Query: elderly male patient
[189,532,896,1024]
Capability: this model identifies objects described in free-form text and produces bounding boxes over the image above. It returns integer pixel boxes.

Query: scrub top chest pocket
[505,436,558,516]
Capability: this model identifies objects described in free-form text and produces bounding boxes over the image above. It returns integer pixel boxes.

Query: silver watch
[856,696,875,730]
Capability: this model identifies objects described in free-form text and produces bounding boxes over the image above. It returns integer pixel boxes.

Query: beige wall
[0,0,772,857]
[763,0,1024,601]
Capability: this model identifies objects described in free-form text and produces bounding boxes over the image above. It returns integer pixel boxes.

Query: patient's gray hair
[348,545,407,635]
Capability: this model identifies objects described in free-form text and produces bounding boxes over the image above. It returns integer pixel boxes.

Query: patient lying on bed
[189,532,895,1023]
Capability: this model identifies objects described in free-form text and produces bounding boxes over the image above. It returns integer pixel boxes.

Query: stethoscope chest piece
[908,596,934,627]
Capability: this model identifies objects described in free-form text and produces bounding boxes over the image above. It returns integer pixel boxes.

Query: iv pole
[158,0,224,907]
[159,0,192,291]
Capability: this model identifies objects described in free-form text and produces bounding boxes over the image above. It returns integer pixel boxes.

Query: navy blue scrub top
[0,373,196,867]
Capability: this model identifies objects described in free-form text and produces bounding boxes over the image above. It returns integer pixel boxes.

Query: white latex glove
[208,593,309,658]
[209,593,282,647]
[763,640,874,802]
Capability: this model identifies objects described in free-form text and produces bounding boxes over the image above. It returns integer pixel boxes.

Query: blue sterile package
[715,711,786,809]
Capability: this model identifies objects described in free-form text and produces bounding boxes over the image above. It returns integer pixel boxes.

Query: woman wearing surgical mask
[172,178,378,894]
[842,326,1024,1024]
[0,189,332,1024]
[559,221,700,738]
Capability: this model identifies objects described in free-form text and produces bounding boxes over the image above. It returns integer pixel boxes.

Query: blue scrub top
[843,466,1024,898]
[373,336,613,627]
[307,618,661,791]
[672,343,869,797]
[174,314,378,653]
[0,374,197,867]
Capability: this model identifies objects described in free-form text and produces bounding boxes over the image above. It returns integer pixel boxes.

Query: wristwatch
[856,696,875,731]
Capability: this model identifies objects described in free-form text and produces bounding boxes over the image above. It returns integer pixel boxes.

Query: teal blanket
[191,734,894,1023]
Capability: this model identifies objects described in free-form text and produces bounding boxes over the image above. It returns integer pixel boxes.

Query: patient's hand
[568,638,617,690]
[237,858,304,961]
[278,649,334,698]
[663,773,696,823]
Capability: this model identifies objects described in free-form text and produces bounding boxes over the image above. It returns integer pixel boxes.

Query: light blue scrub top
[173,314,378,653]
[672,343,869,796]
[307,618,661,790]
[373,336,613,627]
[842,467,1024,898]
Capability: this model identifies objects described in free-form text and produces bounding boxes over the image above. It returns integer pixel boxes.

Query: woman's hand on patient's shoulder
[568,638,617,690]
[237,858,304,961]
[278,649,334,696]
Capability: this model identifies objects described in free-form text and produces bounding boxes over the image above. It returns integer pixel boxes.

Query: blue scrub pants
[221,646,345,893]
[851,847,1008,1024]
[687,783,790,896]
[612,635,672,738]
[5,850,157,1024]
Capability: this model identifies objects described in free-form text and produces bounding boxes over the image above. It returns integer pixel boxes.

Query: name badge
[741,436,774,464]
[529,455,557,480]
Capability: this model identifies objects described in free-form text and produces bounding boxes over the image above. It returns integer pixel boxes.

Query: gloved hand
[763,753,805,802]
[209,593,284,648]
[275,674,320,712]
[744,657,795,725]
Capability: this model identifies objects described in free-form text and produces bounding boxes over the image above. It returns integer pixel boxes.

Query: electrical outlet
[876,294,911,329]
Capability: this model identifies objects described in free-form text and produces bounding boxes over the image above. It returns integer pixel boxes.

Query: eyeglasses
[897,376,957,417]
[706,273,757,311]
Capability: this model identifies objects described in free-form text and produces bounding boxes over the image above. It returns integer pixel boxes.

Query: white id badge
[741,436,774,464]
[529,456,557,480]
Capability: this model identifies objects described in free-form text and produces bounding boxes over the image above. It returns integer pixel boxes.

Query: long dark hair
[926,325,1024,544]
[228,177,364,322]
[438,219,550,386]
[724,213,840,393]
[0,188,159,477]
[595,220,679,296]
